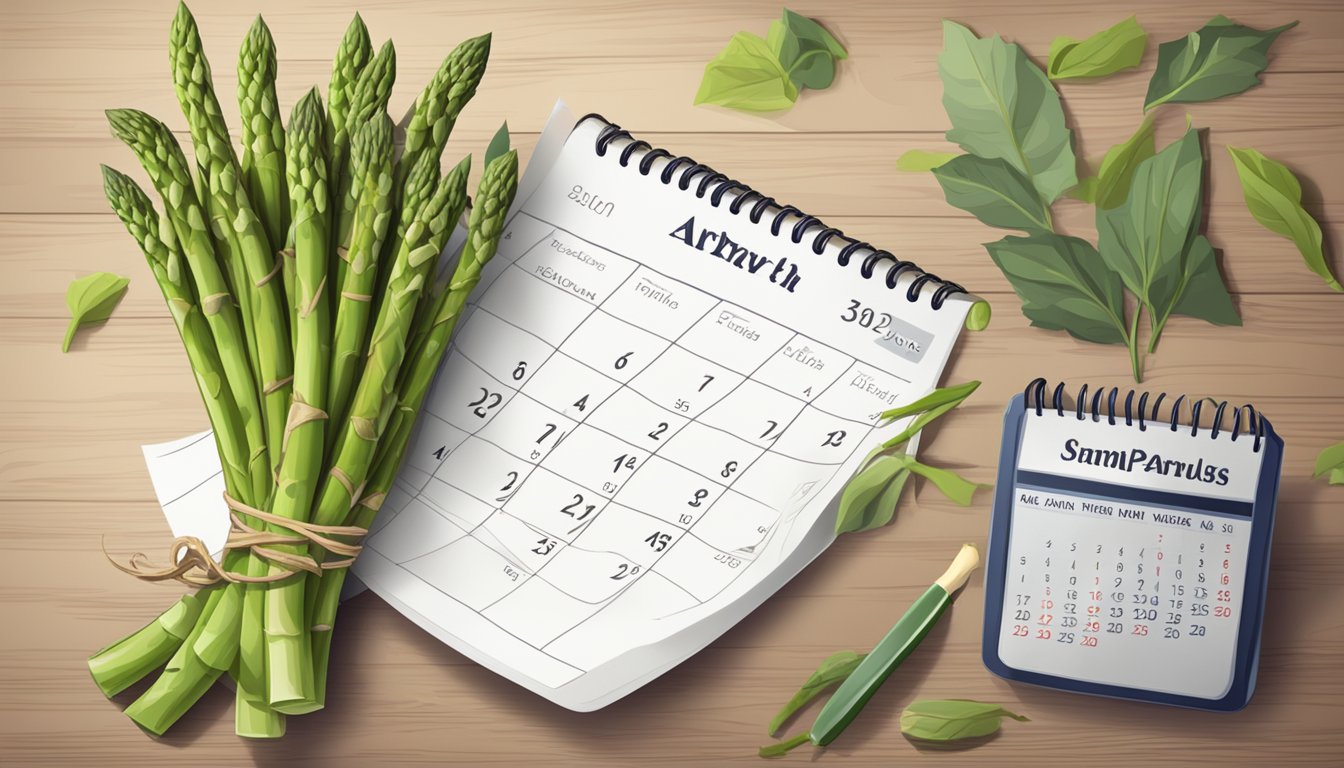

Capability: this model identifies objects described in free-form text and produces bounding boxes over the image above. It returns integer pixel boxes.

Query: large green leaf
[896,149,958,172]
[1227,146,1340,292]
[694,32,798,112]
[1316,441,1344,486]
[986,232,1129,345]
[932,155,1052,231]
[1048,16,1147,81]
[1144,17,1297,111]
[1071,116,1156,209]
[1096,127,1204,308]
[939,20,1077,204]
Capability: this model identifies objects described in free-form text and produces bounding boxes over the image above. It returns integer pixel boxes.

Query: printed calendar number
[469,388,503,419]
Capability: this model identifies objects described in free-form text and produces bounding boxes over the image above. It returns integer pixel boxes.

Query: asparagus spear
[326,113,395,448]
[238,15,288,254]
[171,1,293,474]
[308,151,518,703]
[398,33,492,193]
[100,166,257,734]
[332,39,396,255]
[88,593,204,697]
[104,109,268,502]
[327,13,373,147]
[265,89,332,715]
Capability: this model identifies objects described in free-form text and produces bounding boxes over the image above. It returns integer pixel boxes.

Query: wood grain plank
[5,123,1343,232]
[2,0,1340,139]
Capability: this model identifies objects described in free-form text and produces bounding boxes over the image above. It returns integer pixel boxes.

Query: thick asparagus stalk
[326,114,394,446]
[238,15,288,254]
[308,151,518,702]
[100,166,256,734]
[398,33,492,193]
[171,1,293,475]
[105,109,268,503]
[264,89,332,715]
[327,14,372,157]
[88,593,204,698]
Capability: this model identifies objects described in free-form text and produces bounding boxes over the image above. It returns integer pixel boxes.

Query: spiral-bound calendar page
[143,102,978,711]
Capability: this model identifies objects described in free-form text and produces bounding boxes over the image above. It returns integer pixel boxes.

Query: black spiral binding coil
[1023,378,1265,453]
[581,114,968,310]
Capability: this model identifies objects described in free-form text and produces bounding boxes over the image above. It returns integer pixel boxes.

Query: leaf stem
[1127,303,1144,383]
[1147,309,1168,354]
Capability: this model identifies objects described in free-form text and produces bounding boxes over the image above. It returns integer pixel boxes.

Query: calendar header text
[1060,438,1231,486]
[669,216,802,293]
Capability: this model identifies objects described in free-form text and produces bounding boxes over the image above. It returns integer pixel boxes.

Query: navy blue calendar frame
[981,391,1284,712]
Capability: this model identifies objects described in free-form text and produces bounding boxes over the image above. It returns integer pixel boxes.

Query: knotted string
[105,492,366,587]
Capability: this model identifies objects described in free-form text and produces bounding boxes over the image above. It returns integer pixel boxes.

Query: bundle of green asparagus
[89,3,518,738]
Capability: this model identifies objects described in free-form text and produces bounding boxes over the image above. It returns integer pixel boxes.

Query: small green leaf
[1085,116,1157,210]
[835,455,906,534]
[986,233,1130,345]
[1144,17,1298,111]
[781,9,847,60]
[1048,16,1147,80]
[903,457,987,506]
[1315,441,1344,484]
[933,155,1052,232]
[63,272,130,351]
[695,32,799,112]
[901,699,1029,742]
[880,380,981,425]
[484,121,510,169]
[1227,146,1340,292]
[939,20,1077,203]
[897,149,958,172]
[767,650,868,735]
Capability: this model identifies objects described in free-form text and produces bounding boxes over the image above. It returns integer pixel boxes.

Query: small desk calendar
[143,102,980,711]
[983,379,1284,711]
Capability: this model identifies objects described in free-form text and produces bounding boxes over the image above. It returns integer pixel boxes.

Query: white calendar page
[141,102,977,711]
[996,412,1266,700]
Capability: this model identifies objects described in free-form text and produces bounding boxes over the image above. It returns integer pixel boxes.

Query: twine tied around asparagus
[105,492,366,587]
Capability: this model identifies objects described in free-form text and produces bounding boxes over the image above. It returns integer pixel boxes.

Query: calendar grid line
[519,289,723,605]
[541,326,795,654]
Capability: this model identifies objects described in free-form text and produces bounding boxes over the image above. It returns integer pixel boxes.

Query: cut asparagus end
[934,543,981,594]
[88,594,203,697]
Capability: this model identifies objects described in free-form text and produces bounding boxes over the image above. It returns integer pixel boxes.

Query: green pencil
[809,543,980,746]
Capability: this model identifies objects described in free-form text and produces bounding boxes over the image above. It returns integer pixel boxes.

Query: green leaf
[484,121,510,169]
[63,272,130,351]
[1081,116,1157,209]
[879,380,981,425]
[835,455,906,534]
[1162,235,1241,328]
[1097,127,1204,308]
[1144,17,1298,111]
[767,650,867,735]
[781,9,847,60]
[939,20,1077,203]
[985,233,1130,345]
[901,699,1029,742]
[903,458,986,506]
[896,149,958,172]
[768,11,846,91]
[1227,146,1340,292]
[1048,16,1147,80]
[933,155,1052,231]
[1316,441,1344,484]
[695,32,799,112]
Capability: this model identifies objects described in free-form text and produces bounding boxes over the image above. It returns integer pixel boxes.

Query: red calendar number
[1132,624,1150,636]
[1036,629,1052,640]
[1214,606,1233,618]
[1012,624,1029,637]
[1081,636,1099,647]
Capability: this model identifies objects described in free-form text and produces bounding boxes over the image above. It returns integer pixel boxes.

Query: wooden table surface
[3,0,1342,765]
